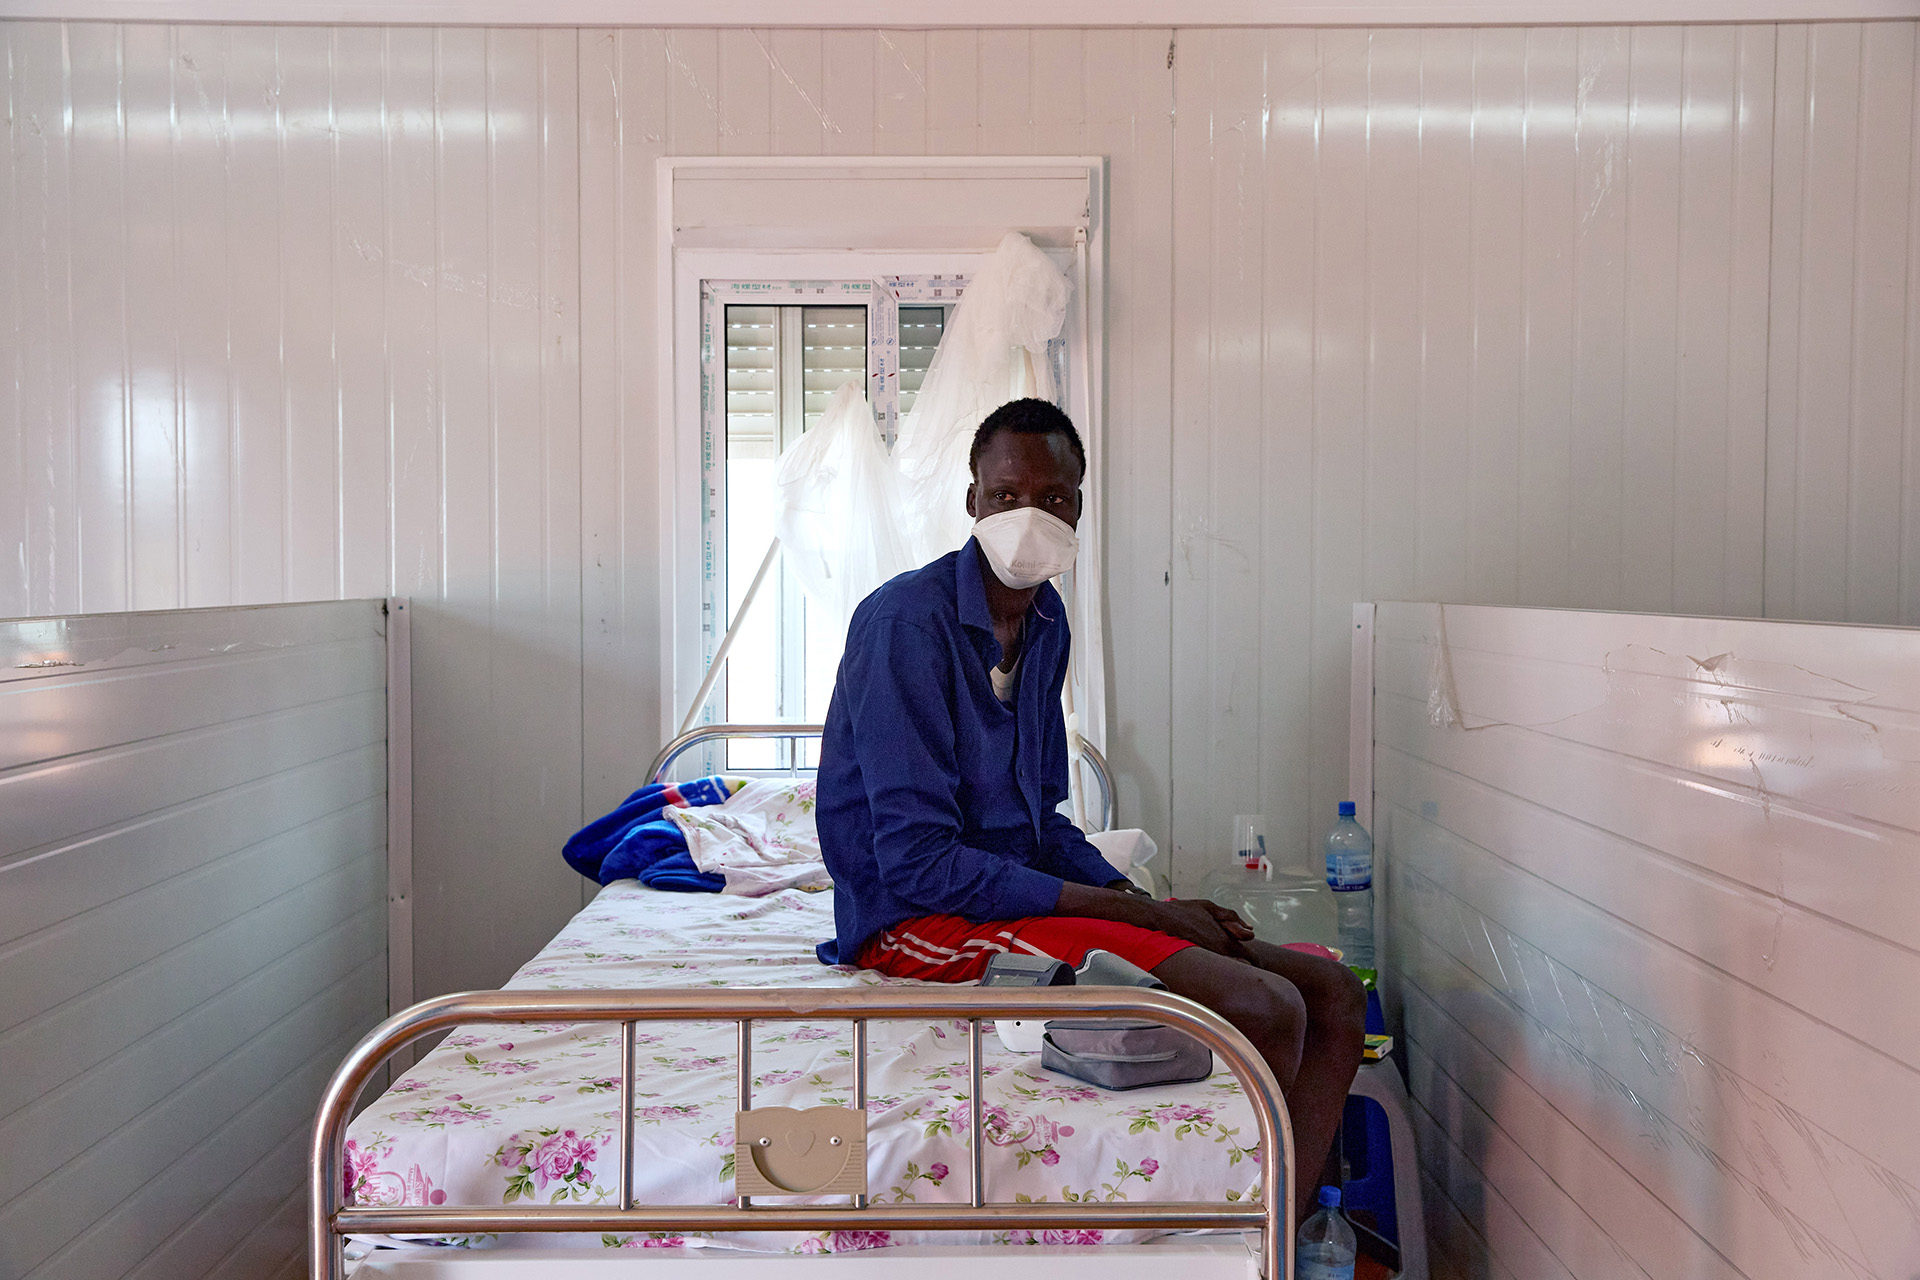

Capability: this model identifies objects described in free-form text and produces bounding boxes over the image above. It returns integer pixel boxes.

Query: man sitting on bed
[813,397,1367,1218]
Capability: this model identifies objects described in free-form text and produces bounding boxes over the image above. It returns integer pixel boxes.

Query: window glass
[803,308,867,430]
[722,304,868,767]
[722,304,780,768]
[897,306,946,417]
[704,286,974,773]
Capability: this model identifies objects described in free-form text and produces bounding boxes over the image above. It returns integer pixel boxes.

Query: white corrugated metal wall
[1371,602,1920,1280]
[5,25,587,1003]
[0,600,391,1278]
[3,14,1915,1091]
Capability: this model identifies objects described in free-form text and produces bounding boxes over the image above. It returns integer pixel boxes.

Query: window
[702,282,959,767]
[661,159,1109,772]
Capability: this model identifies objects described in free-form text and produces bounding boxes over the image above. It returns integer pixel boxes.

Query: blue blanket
[562,776,744,892]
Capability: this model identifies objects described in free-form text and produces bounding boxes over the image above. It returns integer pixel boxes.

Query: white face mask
[972,506,1079,590]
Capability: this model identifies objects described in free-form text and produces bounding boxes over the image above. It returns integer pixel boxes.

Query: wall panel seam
[1383,794,1920,1068]
[0,915,384,1165]
[205,1182,306,1280]
[0,743,383,886]
[1400,1068,1582,1280]
[89,998,381,1280]
[1398,972,1748,1278]
[0,839,387,1027]
[0,687,385,799]
[1373,689,1915,842]
[23,1012,375,1278]
[4,950,384,1216]
[0,795,385,967]
[1405,1037,1633,1280]
[0,851,385,1050]
[0,892,387,1132]
[1372,744,1920,952]
[169,25,184,609]
[123,1118,312,1280]
[1391,849,1920,1129]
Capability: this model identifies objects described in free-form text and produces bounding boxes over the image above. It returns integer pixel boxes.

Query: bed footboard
[309,987,1293,1278]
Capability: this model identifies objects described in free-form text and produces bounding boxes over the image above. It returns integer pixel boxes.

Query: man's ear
[965,481,977,519]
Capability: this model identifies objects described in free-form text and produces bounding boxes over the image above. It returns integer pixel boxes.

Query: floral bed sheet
[344,881,1263,1257]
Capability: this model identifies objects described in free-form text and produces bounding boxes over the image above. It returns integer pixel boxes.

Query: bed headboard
[648,722,1117,834]
[1366,601,1920,1280]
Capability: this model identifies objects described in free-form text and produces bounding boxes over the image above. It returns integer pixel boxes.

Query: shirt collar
[957,537,1063,668]
[956,537,995,636]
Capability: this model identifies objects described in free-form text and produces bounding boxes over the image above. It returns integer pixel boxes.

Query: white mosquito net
[891,230,1073,565]
[746,232,1105,819]
[775,231,1075,640]
[772,381,918,632]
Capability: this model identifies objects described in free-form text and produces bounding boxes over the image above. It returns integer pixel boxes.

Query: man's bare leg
[1235,940,1369,1190]
[1150,944,1367,1222]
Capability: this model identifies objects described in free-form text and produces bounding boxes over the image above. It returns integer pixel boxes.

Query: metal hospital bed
[309,725,1297,1279]
[643,722,1117,833]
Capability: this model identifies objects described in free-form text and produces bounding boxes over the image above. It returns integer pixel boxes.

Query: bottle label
[1296,1257,1355,1280]
[1326,850,1372,890]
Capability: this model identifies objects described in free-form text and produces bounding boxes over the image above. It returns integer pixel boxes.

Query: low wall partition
[1364,601,1920,1280]
[0,598,407,1279]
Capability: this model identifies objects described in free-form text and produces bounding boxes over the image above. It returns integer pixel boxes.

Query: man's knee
[1182,967,1305,1043]
[1211,969,1309,1045]
[1156,950,1306,1038]
[1303,956,1368,1038]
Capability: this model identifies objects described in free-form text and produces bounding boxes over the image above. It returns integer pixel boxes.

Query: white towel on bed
[665,777,832,895]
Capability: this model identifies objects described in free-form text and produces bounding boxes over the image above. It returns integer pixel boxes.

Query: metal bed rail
[310,986,1294,1278]
[647,722,1118,835]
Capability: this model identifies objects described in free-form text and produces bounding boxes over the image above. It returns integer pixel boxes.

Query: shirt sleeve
[840,616,1066,921]
[1034,630,1127,889]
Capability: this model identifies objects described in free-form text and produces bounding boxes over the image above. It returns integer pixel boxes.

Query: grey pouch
[1073,948,1164,990]
[1040,1019,1214,1091]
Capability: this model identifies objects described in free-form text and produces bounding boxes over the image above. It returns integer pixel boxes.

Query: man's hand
[1136,898,1246,956]
[1187,899,1256,943]
[1055,882,1251,957]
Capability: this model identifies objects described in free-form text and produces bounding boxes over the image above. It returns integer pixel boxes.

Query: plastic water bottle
[1296,1184,1358,1280]
[1324,802,1374,971]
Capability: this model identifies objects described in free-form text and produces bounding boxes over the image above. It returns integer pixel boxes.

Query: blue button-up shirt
[814,540,1122,965]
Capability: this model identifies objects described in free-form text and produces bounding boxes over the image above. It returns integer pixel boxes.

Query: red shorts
[856,913,1194,982]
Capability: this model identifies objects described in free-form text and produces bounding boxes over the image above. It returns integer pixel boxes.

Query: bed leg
[853,1019,869,1210]
[619,1020,635,1211]
[968,1019,985,1209]
[738,1019,753,1210]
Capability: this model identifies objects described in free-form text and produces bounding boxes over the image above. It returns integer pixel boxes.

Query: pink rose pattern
[1000,1229,1106,1246]
[343,881,1262,1256]
[603,1232,697,1248]
[495,1126,605,1203]
[829,1229,894,1251]
[344,1135,449,1208]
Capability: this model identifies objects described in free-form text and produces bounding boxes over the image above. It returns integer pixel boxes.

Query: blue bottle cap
[1318,1185,1341,1209]
[1338,801,1356,817]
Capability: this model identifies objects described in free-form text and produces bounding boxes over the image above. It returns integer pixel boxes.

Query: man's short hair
[968,398,1087,480]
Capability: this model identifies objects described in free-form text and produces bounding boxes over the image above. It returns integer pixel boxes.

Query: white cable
[679,537,782,737]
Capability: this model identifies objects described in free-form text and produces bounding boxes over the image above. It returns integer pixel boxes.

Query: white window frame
[670,252,982,739]
[656,157,1107,751]
[699,275,969,763]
